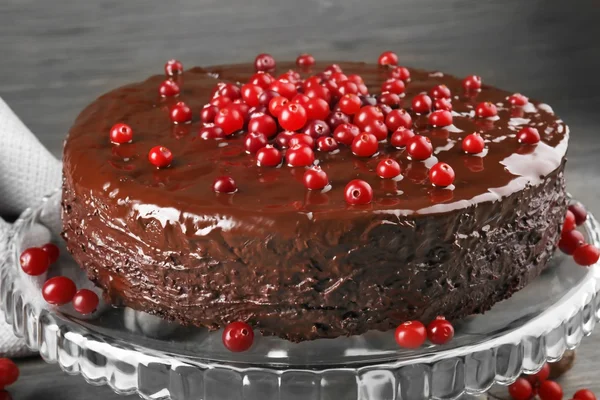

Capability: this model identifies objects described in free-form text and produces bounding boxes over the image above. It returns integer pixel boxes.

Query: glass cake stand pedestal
[1,190,599,400]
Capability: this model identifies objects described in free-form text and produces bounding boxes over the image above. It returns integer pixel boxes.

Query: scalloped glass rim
[1,190,600,399]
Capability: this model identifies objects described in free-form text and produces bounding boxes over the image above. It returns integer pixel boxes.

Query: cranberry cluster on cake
[62,52,569,342]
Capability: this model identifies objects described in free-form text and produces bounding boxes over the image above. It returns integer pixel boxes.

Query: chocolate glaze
[62,62,568,341]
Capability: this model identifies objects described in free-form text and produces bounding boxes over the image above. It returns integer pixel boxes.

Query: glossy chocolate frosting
[62,61,568,341]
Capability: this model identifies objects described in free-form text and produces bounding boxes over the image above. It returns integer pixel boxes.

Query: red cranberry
[573,244,600,266]
[210,95,232,109]
[222,321,254,352]
[509,93,529,106]
[305,98,331,121]
[289,133,315,149]
[538,380,563,400]
[569,204,588,226]
[257,90,279,108]
[338,81,359,97]
[303,166,329,190]
[390,128,415,148]
[563,210,577,233]
[42,276,77,305]
[296,53,315,67]
[462,133,485,154]
[109,123,133,144]
[0,359,19,389]
[248,113,278,138]
[328,72,348,84]
[344,179,373,205]
[305,85,332,104]
[339,94,362,115]
[324,63,343,74]
[354,105,385,129]
[390,66,410,81]
[475,102,498,118]
[428,110,453,127]
[20,247,51,276]
[213,176,237,193]
[363,119,388,141]
[407,135,433,160]
[394,321,426,349]
[200,105,219,123]
[254,53,275,72]
[268,80,297,100]
[346,74,364,85]
[385,109,412,132]
[377,159,401,179]
[525,363,551,386]
[434,98,453,111]
[249,71,275,90]
[268,96,289,117]
[378,51,399,66]
[381,79,405,95]
[244,132,268,154]
[291,93,310,107]
[256,145,282,167]
[199,125,226,140]
[558,229,585,255]
[317,136,339,152]
[508,378,533,400]
[274,131,296,148]
[41,243,60,264]
[228,102,250,120]
[164,59,183,76]
[241,83,264,107]
[148,146,173,168]
[303,120,331,139]
[351,133,379,157]
[378,92,401,108]
[462,75,482,91]
[429,162,455,187]
[333,123,360,146]
[72,289,99,315]
[279,69,301,83]
[279,103,308,131]
[170,101,192,124]
[574,389,597,400]
[518,127,541,144]
[159,79,180,97]
[217,83,241,100]
[429,84,451,99]
[412,93,433,114]
[326,111,352,130]
[303,76,322,89]
[323,79,339,97]
[286,144,315,167]
[427,317,454,345]
[215,108,245,135]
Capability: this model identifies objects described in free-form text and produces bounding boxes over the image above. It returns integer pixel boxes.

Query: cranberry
[148,146,173,168]
[351,133,379,157]
[20,247,50,276]
[289,133,315,149]
[509,93,529,106]
[256,90,278,108]
[41,243,60,264]
[303,166,329,190]
[573,244,600,266]
[210,95,232,109]
[274,131,295,148]
[337,81,359,97]
[286,144,315,167]
[390,128,415,148]
[228,102,250,120]
[385,109,412,132]
[378,92,401,108]
[0,359,19,389]
[279,69,301,83]
[378,51,399,66]
[462,133,485,154]
[317,136,339,152]
[170,101,192,124]
[518,127,541,144]
[244,132,268,154]
[326,111,352,130]
[394,321,426,349]
[333,123,360,145]
[248,113,277,138]
[429,84,451,99]
[217,83,241,100]
[412,93,433,114]
[427,317,454,345]
[407,135,433,160]
[538,380,563,400]
[72,289,99,315]
[525,363,551,386]
[254,53,275,72]
[563,210,577,233]
[574,389,597,400]
[428,110,453,127]
[462,75,482,91]
[240,83,263,107]
[279,103,308,131]
[222,321,254,352]
[305,85,332,104]
[213,176,238,194]
[508,378,534,400]
[269,80,297,100]
[344,179,373,205]
[390,66,411,81]
[354,105,385,129]
[434,98,453,111]
[199,125,226,140]
[215,108,245,135]
[346,74,363,85]
[324,64,343,74]
[200,105,219,123]
[296,53,315,67]
[305,98,331,121]
[475,102,498,118]
[268,96,289,117]
[109,123,133,144]
[429,162,455,187]
[559,229,585,255]
[362,119,387,141]
[303,76,322,89]
[569,204,588,226]
[338,94,361,115]
[42,276,77,305]
[249,71,275,90]
[303,120,331,139]
[164,59,183,76]
[377,159,401,179]
[159,79,180,97]
[256,145,283,167]
[381,79,405,95]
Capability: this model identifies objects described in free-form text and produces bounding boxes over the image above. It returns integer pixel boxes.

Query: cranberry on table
[286,144,315,167]
[569,203,588,226]
[524,362,550,386]
[385,109,412,131]
[257,90,279,108]
[354,105,385,130]
[475,102,498,118]
[518,127,541,145]
[462,133,485,154]
[434,98,453,111]
[326,111,352,130]
[249,71,275,90]
[339,94,362,115]
[164,59,183,76]
[317,137,339,152]
[378,51,399,66]
[214,108,245,135]
[42,276,77,306]
[254,53,276,71]
[199,125,226,140]
[292,93,310,107]
[158,79,180,97]
[411,93,433,114]
[508,378,534,400]
[200,105,219,123]
[268,96,289,117]
[289,133,315,149]
[303,167,329,190]
[509,93,529,106]
[296,53,315,67]
[429,84,451,99]
[274,131,295,148]
[324,63,343,74]
[573,244,600,266]
[210,95,233,110]
[305,85,332,104]
[333,123,360,146]
[538,380,563,400]
[406,135,433,160]
[303,120,331,139]
[378,92,401,108]
[563,210,577,233]
[338,80,359,96]
[428,110,453,127]
[558,229,585,255]
[109,123,133,144]
[381,78,405,95]
[394,321,427,349]
[243,132,268,154]
[390,66,410,81]
[376,159,401,179]
[216,83,241,100]
[363,119,388,141]
[390,128,415,148]
[241,83,264,107]
[305,98,331,121]
[41,243,60,264]
[269,79,297,100]
[573,389,597,400]
[0,359,19,389]
[222,321,254,352]
[256,145,282,167]
[462,75,482,91]
[429,162,455,187]
[20,247,51,276]
[248,113,278,138]
[351,133,379,157]
[72,289,100,315]
[427,317,454,345]
[344,179,373,205]
[212,176,238,194]
[279,69,301,83]
[279,103,308,131]
[170,101,193,124]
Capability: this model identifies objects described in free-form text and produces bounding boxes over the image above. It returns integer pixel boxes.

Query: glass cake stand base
[1,190,599,400]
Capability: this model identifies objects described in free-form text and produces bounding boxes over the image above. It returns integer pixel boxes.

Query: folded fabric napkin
[0,97,62,356]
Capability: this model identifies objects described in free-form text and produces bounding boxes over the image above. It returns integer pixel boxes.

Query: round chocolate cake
[62,55,568,342]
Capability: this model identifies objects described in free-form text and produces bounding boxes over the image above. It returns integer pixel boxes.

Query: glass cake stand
[1,190,599,400]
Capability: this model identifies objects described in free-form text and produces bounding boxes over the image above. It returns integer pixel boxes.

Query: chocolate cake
[62,55,569,342]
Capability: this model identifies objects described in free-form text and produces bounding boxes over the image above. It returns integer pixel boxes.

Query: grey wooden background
[2,0,600,398]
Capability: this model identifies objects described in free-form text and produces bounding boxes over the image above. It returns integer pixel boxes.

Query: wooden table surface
[2,0,600,398]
